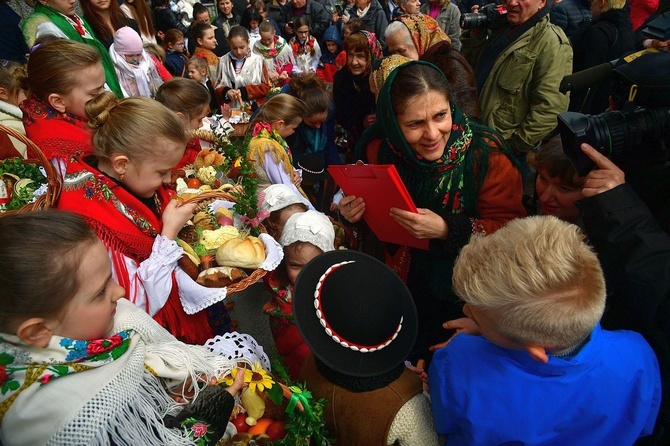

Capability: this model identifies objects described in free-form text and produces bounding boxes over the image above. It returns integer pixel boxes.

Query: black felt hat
[296,154,327,183]
[293,250,417,377]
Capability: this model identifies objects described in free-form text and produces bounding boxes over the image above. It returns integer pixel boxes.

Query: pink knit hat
[114,27,143,55]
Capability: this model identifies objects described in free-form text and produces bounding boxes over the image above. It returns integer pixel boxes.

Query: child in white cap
[109,26,165,98]
[259,183,314,241]
[263,210,335,379]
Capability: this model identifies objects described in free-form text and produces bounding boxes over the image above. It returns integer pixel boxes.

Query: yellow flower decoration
[247,361,274,394]
[220,367,252,386]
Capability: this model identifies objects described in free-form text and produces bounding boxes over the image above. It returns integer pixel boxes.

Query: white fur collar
[0,100,22,121]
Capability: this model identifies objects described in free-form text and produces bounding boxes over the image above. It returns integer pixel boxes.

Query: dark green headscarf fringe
[354,60,517,219]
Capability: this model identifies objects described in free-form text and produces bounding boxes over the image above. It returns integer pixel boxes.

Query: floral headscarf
[352,29,383,62]
[396,14,448,57]
[370,54,411,94]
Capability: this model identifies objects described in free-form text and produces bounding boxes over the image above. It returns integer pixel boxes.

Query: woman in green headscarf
[22,0,123,97]
[339,60,526,362]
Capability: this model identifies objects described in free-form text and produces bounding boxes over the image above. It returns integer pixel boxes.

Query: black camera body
[558,50,670,176]
[460,2,507,30]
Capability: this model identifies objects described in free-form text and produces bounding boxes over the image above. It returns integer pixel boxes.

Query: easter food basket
[0,124,61,214]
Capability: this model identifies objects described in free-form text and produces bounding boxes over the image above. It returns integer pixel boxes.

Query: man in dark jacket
[348,0,388,48]
[278,0,331,43]
[569,0,635,114]
[550,0,592,39]
[575,143,670,445]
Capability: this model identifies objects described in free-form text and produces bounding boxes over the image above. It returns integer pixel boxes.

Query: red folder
[328,164,430,250]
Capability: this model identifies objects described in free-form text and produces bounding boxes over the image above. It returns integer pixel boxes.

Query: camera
[557,50,670,176]
[460,1,507,30]
[558,108,670,176]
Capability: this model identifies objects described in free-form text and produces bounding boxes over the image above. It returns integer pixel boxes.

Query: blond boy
[429,216,661,444]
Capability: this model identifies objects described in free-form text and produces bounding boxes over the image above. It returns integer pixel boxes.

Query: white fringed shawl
[0,299,246,446]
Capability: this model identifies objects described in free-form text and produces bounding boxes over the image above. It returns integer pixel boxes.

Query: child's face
[60,63,106,118]
[250,20,260,31]
[169,39,185,52]
[186,103,210,131]
[326,41,338,54]
[260,30,275,47]
[296,25,310,41]
[198,28,217,50]
[229,36,250,59]
[274,119,299,138]
[50,240,124,341]
[123,53,142,66]
[285,243,322,285]
[219,0,233,15]
[45,0,76,16]
[187,65,207,82]
[342,26,353,39]
[535,168,584,223]
[121,137,185,198]
[302,111,328,129]
[346,50,369,76]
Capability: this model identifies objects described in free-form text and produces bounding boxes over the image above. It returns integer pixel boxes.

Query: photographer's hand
[581,143,625,197]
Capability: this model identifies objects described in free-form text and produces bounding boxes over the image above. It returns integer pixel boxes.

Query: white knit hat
[279,210,335,253]
[260,184,311,214]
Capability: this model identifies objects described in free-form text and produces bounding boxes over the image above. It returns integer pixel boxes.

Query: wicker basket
[0,124,61,214]
[178,190,268,295]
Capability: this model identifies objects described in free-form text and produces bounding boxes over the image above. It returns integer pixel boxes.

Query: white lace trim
[204,332,271,371]
[259,233,283,271]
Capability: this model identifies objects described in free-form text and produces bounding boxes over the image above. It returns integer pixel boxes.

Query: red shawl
[20,97,94,161]
[57,156,212,344]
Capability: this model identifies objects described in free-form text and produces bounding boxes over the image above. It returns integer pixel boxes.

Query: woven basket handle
[0,124,62,212]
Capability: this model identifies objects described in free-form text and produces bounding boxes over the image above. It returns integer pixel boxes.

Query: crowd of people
[1,0,670,444]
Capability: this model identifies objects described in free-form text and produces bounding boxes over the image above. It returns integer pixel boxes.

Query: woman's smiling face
[396,90,452,161]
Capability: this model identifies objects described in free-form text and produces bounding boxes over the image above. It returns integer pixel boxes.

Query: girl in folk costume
[264,210,335,379]
[290,17,322,75]
[0,60,27,158]
[110,27,166,98]
[56,92,228,344]
[215,26,272,109]
[191,22,221,83]
[21,0,122,97]
[19,40,104,179]
[248,94,315,203]
[156,77,212,170]
[253,21,294,86]
[0,211,253,446]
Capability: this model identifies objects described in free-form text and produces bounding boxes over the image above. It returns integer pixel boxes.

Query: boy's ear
[17,318,54,348]
[0,87,9,102]
[110,154,130,177]
[525,344,549,363]
[200,68,207,76]
[47,93,67,114]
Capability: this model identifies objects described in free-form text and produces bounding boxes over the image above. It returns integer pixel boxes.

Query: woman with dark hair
[385,14,480,118]
[80,0,139,49]
[121,0,157,44]
[340,61,525,362]
[333,30,383,158]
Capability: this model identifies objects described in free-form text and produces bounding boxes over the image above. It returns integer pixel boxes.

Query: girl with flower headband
[247,93,315,205]
[263,209,335,379]
[0,210,254,446]
[333,29,382,159]
[290,17,322,75]
[253,20,295,86]
[56,91,231,344]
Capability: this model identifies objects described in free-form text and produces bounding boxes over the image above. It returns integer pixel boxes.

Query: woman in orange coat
[340,61,526,362]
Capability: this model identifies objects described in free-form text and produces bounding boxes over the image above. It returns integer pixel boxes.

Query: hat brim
[293,250,418,377]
